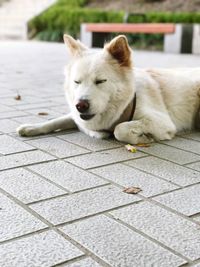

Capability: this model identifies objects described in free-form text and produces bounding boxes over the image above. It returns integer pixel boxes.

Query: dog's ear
[105,35,132,67]
[63,34,88,56]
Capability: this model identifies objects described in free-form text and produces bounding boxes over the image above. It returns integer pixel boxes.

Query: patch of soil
[87,0,200,13]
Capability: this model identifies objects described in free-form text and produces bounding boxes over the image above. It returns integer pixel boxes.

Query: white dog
[17,35,200,144]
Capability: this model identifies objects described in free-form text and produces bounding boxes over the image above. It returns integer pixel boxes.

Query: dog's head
[63,34,135,130]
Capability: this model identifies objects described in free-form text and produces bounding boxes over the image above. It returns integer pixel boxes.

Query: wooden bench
[83,23,175,34]
[80,23,194,53]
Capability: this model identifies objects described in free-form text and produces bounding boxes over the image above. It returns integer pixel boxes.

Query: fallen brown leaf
[14,94,21,100]
[38,112,49,116]
[123,187,142,194]
[136,143,150,147]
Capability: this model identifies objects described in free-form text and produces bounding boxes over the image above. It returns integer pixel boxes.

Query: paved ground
[0,0,56,39]
[0,41,200,267]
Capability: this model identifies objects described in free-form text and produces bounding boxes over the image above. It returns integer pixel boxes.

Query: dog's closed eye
[74,80,81,84]
[95,79,107,85]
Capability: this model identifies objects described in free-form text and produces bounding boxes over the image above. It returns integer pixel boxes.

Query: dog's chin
[80,114,95,121]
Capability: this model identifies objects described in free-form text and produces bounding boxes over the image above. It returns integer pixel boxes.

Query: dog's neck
[105,93,137,132]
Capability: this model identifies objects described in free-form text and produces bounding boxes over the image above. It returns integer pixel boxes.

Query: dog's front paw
[114,122,154,144]
[88,130,110,139]
[17,124,38,137]
[159,130,176,141]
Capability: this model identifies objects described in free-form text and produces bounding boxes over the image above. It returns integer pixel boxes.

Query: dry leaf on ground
[14,94,21,100]
[123,187,142,194]
[38,112,49,116]
[136,143,151,147]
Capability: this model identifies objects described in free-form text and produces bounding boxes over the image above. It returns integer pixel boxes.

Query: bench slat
[85,23,175,34]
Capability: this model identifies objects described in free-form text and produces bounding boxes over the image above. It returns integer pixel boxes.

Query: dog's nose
[76,99,90,113]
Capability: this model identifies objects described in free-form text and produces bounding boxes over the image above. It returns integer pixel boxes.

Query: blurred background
[0,0,199,53]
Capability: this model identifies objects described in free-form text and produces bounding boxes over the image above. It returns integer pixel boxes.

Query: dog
[17,34,200,144]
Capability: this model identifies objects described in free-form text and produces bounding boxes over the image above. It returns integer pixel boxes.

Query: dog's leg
[114,116,176,144]
[80,128,111,139]
[17,114,77,137]
[114,121,154,144]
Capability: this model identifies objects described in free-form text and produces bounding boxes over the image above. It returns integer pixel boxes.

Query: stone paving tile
[0,150,55,171]
[0,135,34,155]
[193,216,200,223]
[0,97,27,106]
[0,230,84,267]
[45,95,66,104]
[125,156,200,186]
[154,184,200,216]
[0,95,44,106]
[26,108,63,120]
[13,115,46,124]
[0,168,65,204]
[61,215,185,267]
[67,147,145,169]
[9,132,48,142]
[187,161,200,172]
[30,185,139,225]
[137,143,200,164]
[27,137,89,158]
[0,89,14,97]
[180,132,200,142]
[64,258,102,267]
[0,104,15,112]
[111,202,200,260]
[0,193,46,242]
[50,105,70,114]
[91,163,178,197]
[15,101,57,111]
[0,119,19,133]
[59,132,121,151]
[28,160,107,193]
[0,110,28,119]
[162,137,200,155]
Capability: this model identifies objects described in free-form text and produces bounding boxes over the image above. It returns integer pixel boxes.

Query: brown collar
[105,93,137,133]
[195,107,200,129]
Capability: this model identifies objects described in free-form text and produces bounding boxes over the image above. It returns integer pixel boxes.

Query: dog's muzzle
[80,114,95,120]
[76,99,95,120]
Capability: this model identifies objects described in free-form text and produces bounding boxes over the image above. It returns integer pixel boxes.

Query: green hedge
[145,13,200,23]
[28,7,124,41]
[56,0,88,7]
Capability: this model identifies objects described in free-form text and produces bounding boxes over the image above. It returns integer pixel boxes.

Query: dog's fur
[17,35,200,144]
